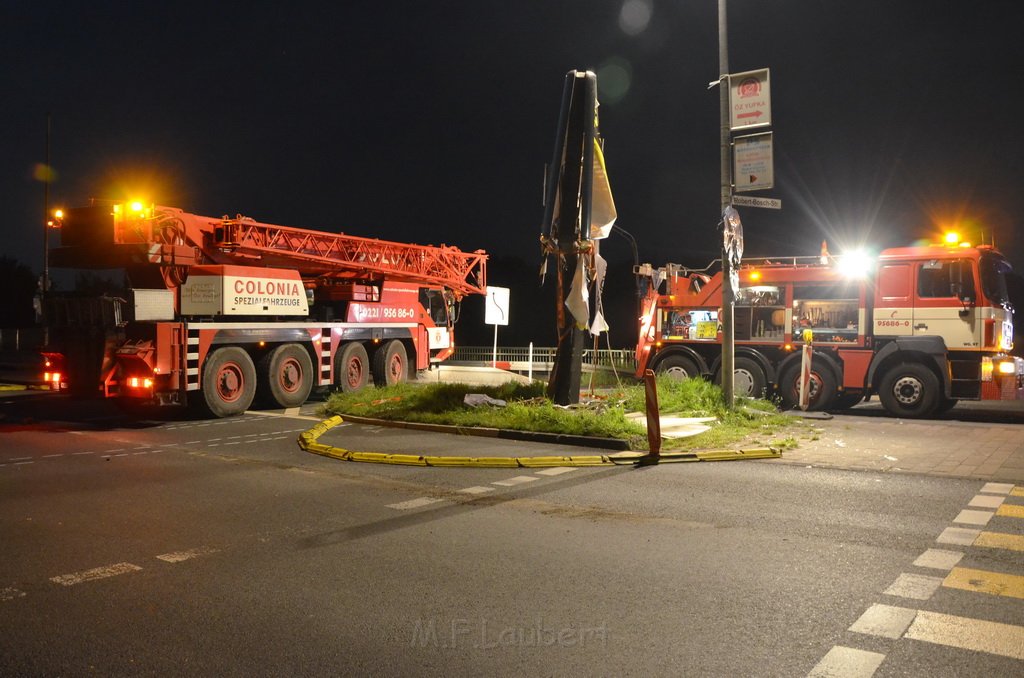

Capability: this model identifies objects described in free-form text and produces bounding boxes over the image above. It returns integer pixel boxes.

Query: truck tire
[336,342,370,393]
[716,356,767,399]
[654,354,700,381]
[199,347,256,417]
[877,362,939,418]
[372,340,408,387]
[258,343,313,408]
[778,358,837,411]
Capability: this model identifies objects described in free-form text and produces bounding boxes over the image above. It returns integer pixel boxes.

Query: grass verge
[321,376,804,452]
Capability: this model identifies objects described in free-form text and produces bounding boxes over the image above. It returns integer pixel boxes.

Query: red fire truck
[48,202,486,416]
[634,241,1023,418]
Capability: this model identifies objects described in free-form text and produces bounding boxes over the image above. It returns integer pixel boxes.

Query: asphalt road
[1,395,1022,677]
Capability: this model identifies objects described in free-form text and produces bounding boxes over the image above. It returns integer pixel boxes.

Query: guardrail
[450,346,637,372]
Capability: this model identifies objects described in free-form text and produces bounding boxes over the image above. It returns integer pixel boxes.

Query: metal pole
[42,113,51,346]
[718,0,735,408]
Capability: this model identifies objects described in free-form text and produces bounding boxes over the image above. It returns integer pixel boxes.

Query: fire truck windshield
[979,252,1012,306]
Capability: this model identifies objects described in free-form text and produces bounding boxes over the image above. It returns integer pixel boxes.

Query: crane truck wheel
[654,354,700,381]
[258,343,314,408]
[715,357,768,399]
[199,347,257,417]
[372,340,408,387]
[877,362,940,418]
[336,342,370,393]
[778,359,838,411]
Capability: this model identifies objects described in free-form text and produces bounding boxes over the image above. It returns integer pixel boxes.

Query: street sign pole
[718,0,735,409]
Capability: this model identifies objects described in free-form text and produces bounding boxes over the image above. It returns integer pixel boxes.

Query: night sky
[3,2,1023,319]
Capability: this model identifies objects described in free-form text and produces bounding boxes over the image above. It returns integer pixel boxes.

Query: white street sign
[733,195,782,210]
[729,68,771,131]
[484,286,510,326]
[734,132,774,192]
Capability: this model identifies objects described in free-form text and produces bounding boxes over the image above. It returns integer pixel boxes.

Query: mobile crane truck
[635,237,1023,418]
[48,202,486,417]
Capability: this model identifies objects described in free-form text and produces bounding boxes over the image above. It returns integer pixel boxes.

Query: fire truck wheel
[258,344,314,408]
[372,340,408,387]
[337,342,370,393]
[200,347,257,417]
[779,359,838,411]
[878,362,939,418]
[717,357,767,399]
[655,354,700,381]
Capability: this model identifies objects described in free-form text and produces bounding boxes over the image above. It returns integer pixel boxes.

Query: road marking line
[222,441,241,446]
[535,467,579,476]
[159,443,177,447]
[884,573,944,600]
[71,451,95,456]
[493,476,539,487]
[953,509,993,526]
[849,603,918,639]
[979,482,1014,494]
[387,497,445,510]
[1,587,26,602]
[113,453,129,457]
[807,646,885,677]
[11,456,32,461]
[968,494,1005,509]
[41,453,64,458]
[183,441,201,444]
[912,548,963,571]
[904,610,1024,660]
[133,451,148,455]
[50,562,142,586]
[14,461,33,466]
[996,504,1024,519]
[937,526,981,545]
[156,547,219,563]
[458,486,494,495]
[106,448,125,453]
[974,531,1024,552]
[943,566,1024,600]
[1011,487,1024,497]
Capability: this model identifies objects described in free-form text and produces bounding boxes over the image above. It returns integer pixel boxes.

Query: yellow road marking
[1010,487,1024,497]
[995,503,1024,518]
[904,610,1024,661]
[943,567,1024,599]
[974,531,1024,552]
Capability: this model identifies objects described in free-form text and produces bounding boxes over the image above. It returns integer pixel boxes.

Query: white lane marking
[222,441,241,446]
[849,603,918,639]
[979,482,1014,495]
[968,494,1005,509]
[133,451,148,456]
[387,497,445,510]
[1,587,27,602]
[72,451,95,456]
[807,645,885,677]
[904,610,1024,661]
[112,453,129,458]
[937,526,981,546]
[492,476,539,487]
[106,449,125,453]
[534,467,579,476]
[41,453,64,458]
[208,438,222,442]
[458,486,495,495]
[156,547,219,563]
[913,548,964,571]
[13,461,33,466]
[883,573,944,600]
[183,441,201,445]
[11,457,33,461]
[251,410,320,422]
[953,509,993,526]
[50,562,142,587]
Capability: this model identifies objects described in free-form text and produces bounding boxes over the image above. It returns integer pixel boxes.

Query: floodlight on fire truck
[837,250,872,279]
[944,232,961,246]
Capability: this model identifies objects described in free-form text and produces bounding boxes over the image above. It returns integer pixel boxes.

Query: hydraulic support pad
[298,416,782,467]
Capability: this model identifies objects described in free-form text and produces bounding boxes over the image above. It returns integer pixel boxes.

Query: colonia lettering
[233,280,300,296]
